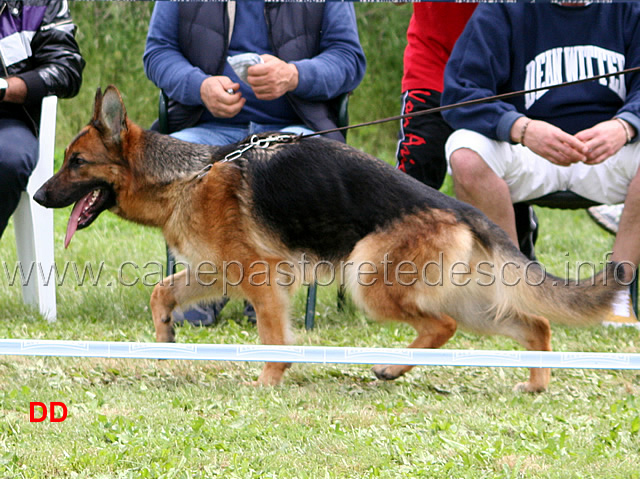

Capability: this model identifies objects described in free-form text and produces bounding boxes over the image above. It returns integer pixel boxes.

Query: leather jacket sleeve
[11,0,85,106]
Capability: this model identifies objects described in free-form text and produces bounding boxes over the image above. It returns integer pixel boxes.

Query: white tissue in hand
[227,53,263,84]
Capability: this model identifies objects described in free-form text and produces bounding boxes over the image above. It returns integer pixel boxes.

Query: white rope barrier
[1,339,639,370]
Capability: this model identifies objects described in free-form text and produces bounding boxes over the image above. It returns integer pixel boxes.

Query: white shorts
[445,129,640,205]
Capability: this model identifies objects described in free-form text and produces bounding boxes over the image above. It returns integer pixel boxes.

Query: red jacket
[402,2,476,93]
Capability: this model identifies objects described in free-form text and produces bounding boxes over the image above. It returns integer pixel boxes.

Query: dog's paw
[513,381,547,393]
[254,363,290,386]
[372,364,407,381]
[252,376,282,387]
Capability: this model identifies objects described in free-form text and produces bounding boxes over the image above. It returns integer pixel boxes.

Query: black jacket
[0,0,85,132]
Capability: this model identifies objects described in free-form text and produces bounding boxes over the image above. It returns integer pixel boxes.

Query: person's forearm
[291,3,365,100]
[143,2,207,106]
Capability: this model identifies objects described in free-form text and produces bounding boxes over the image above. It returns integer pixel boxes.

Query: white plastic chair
[13,95,58,321]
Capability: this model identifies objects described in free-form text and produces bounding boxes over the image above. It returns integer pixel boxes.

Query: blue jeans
[172,120,314,146]
[0,118,38,239]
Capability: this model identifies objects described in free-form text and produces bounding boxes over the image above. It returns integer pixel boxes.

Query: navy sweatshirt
[442,3,640,143]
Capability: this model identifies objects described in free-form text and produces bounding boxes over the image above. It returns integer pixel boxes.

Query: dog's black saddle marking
[244,137,488,261]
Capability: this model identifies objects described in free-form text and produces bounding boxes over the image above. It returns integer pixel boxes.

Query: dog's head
[34,85,130,248]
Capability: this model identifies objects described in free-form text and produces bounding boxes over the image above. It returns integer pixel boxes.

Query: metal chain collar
[194,133,299,180]
[221,133,298,163]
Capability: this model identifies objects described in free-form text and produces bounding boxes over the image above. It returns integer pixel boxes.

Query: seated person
[143,1,366,325]
[1,1,84,241]
[442,2,640,317]
[395,2,538,260]
[396,2,476,190]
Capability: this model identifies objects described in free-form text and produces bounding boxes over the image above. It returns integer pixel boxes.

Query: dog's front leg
[245,286,293,386]
[150,271,183,342]
[150,269,220,342]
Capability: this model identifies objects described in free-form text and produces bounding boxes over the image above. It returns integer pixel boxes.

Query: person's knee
[449,148,491,193]
[0,127,38,188]
[0,158,32,193]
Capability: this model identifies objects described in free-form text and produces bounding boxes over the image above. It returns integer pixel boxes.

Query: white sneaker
[602,290,640,329]
[587,204,623,235]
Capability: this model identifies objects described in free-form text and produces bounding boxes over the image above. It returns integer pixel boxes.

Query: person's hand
[511,117,588,166]
[200,76,245,118]
[575,119,630,165]
[246,54,298,101]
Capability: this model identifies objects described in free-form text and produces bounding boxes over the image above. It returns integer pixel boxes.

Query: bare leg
[450,148,518,245]
[612,172,640,283]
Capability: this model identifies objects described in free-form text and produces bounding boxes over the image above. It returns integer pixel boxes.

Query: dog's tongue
[64,193,92,249]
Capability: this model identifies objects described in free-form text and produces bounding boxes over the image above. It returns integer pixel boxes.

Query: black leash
[300,65,640,139]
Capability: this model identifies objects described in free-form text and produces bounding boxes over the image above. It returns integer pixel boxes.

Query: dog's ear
[93,85,128,143]
[92,87,103,124]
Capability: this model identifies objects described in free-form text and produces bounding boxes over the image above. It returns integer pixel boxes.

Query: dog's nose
[33,186,48,206]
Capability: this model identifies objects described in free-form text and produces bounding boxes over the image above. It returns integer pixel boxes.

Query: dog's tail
[498,252,628,326]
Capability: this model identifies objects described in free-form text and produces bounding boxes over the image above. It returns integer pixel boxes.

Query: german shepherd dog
[35,86,624,392]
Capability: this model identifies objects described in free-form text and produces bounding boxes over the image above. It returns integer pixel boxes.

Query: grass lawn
[1,2,640,478]
[1,153,639,479]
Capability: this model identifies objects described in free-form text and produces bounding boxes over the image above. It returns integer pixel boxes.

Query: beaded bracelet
[519,119,532,147]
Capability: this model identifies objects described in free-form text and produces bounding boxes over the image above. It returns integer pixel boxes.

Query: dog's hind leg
[496,312,552,393]
[372,314,457,380]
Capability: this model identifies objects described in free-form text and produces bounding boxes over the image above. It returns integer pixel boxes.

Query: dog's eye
[70,154,87,166]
